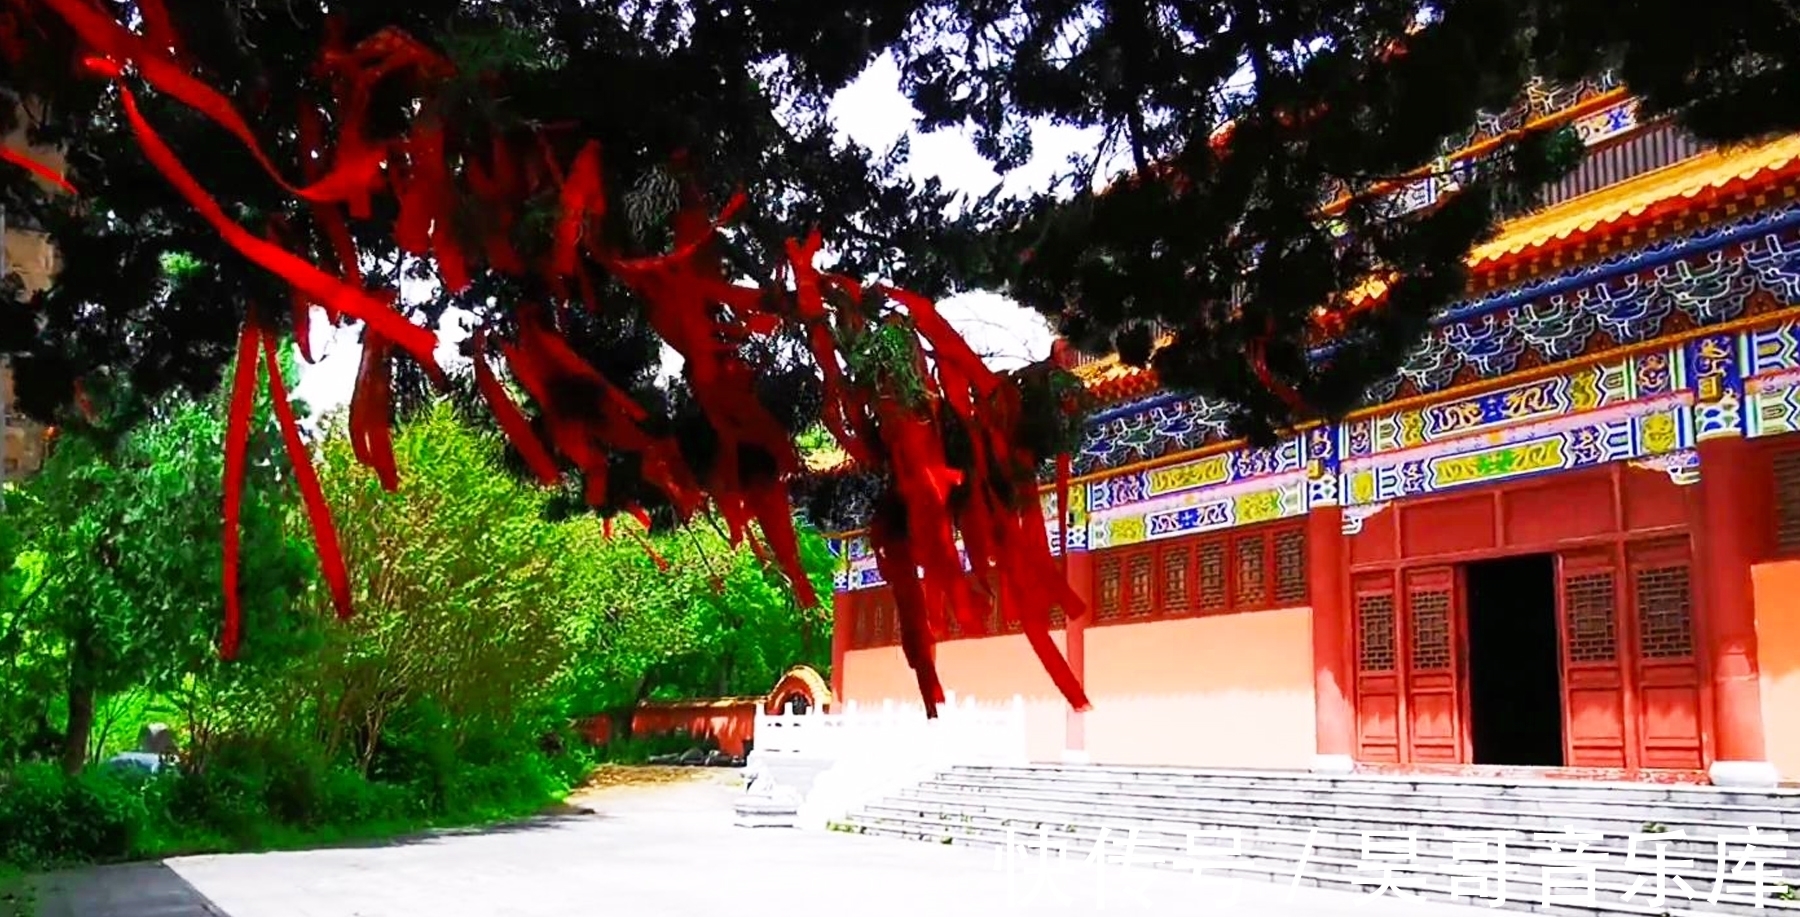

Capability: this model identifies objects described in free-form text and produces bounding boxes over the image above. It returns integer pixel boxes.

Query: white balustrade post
[955,694,976,764]
[1011,694,1028,764]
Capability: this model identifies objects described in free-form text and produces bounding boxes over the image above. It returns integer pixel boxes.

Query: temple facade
[824,76,1800,788]
[2,122,62,484]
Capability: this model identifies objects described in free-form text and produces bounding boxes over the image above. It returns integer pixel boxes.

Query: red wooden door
[1403,566,1463,764]
[1627,539,1704,770]
[1354,572,1401,763]
[1557,549,1630,768]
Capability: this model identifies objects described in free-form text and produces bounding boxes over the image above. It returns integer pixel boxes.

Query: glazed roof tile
[1467,133,1800,266]
[1074,132,1800,398]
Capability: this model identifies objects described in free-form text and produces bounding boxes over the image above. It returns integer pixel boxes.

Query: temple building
[1,195,56,483]
[824,73,1800,788]
[1,357,47,482]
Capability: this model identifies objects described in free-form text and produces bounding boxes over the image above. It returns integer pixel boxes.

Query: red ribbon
[220,319,260,660]
[261,331,351,620]
[34,2,1100,719]
[471,328,561,486]
[349,333,399,491]
[93,58,439,369]
[0,146,75,195]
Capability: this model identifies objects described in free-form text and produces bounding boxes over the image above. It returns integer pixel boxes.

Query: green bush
[0,763,151,868]
[0,726,594,868]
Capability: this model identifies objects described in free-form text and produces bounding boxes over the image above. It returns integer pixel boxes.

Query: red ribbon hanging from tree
[219,319,261,660]
[12,2,1099,716]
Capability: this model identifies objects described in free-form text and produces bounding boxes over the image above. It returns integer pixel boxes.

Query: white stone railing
[741,692,1029,829]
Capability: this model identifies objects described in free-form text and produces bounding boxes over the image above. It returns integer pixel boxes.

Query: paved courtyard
[26,772,1496,917]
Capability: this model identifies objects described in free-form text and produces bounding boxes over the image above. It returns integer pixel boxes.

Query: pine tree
[916,0,1800,441]
[2,0,1796,472]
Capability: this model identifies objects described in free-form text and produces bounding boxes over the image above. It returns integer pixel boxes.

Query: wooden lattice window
[986,576,1015,634]
[995,574,1022,633]
[1096,553,1124,620]
[1564,571,1619,663]
[1197,538,1228,611]
[1160,543,1193,613]
[1635,564,1695,659]
[1233,534,1268,607]
[1086,522,1305,626]
[942,576,981,639]
[1357,592,1397,673]
[1409,591,1453,671]
[1775,449,1800,555]
[1273,528,1308,605]
[872,593,897,647]
[1126,551,1155,616]
[852,594,872,648]
[860,594,879,647]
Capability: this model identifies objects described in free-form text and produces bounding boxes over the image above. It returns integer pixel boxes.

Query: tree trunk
[62,677,95,775]
[609,671,656,741]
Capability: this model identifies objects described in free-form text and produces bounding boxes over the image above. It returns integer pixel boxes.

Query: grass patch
[129,777,586,862]
[0,864,35,917]
[0,738,600,873]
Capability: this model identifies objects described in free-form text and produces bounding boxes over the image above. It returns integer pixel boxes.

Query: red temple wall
[629,701,759,757]
[1745,433,1800,781]
[1082,608,1315,768]
[829,431,1800,779]
[1752,560,1800,780]
[840,632,1071,763]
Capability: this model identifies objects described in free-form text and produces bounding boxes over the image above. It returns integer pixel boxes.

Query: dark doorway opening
[1464,554,1564,767]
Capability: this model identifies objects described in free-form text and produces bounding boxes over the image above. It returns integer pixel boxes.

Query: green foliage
[1,376,314,772]
[291,402,576,769]
[0,763,148,867]
[556,505,835,717]
[844,320,930,409]
[0,391,831,873]
[0,738,587,869]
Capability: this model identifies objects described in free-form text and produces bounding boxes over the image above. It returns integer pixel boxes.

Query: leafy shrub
[313,765,413,827]
[0,762,151,867]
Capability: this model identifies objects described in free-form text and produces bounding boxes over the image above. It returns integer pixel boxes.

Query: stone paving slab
[27,775,1504,917]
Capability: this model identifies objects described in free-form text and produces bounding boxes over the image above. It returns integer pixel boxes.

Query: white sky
[292,55,1102,414]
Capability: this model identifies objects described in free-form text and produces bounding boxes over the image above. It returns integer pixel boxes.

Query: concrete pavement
[24,772,1501,916]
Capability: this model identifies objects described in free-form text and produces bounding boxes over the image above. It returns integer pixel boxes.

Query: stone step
[839,764,1800,917]
[868,795,1800,876]
[909,780,1800,836]
[949,764,1800,810]
[844,808,1800,917]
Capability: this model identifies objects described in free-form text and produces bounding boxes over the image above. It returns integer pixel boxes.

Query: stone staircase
[839,763,1800,917]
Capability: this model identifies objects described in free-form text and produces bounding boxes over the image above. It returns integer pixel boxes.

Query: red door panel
[1628,539,1704,770]
[1558,550,1630,768]
[1404,566,1463,764]
[1354,572,1402,763]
